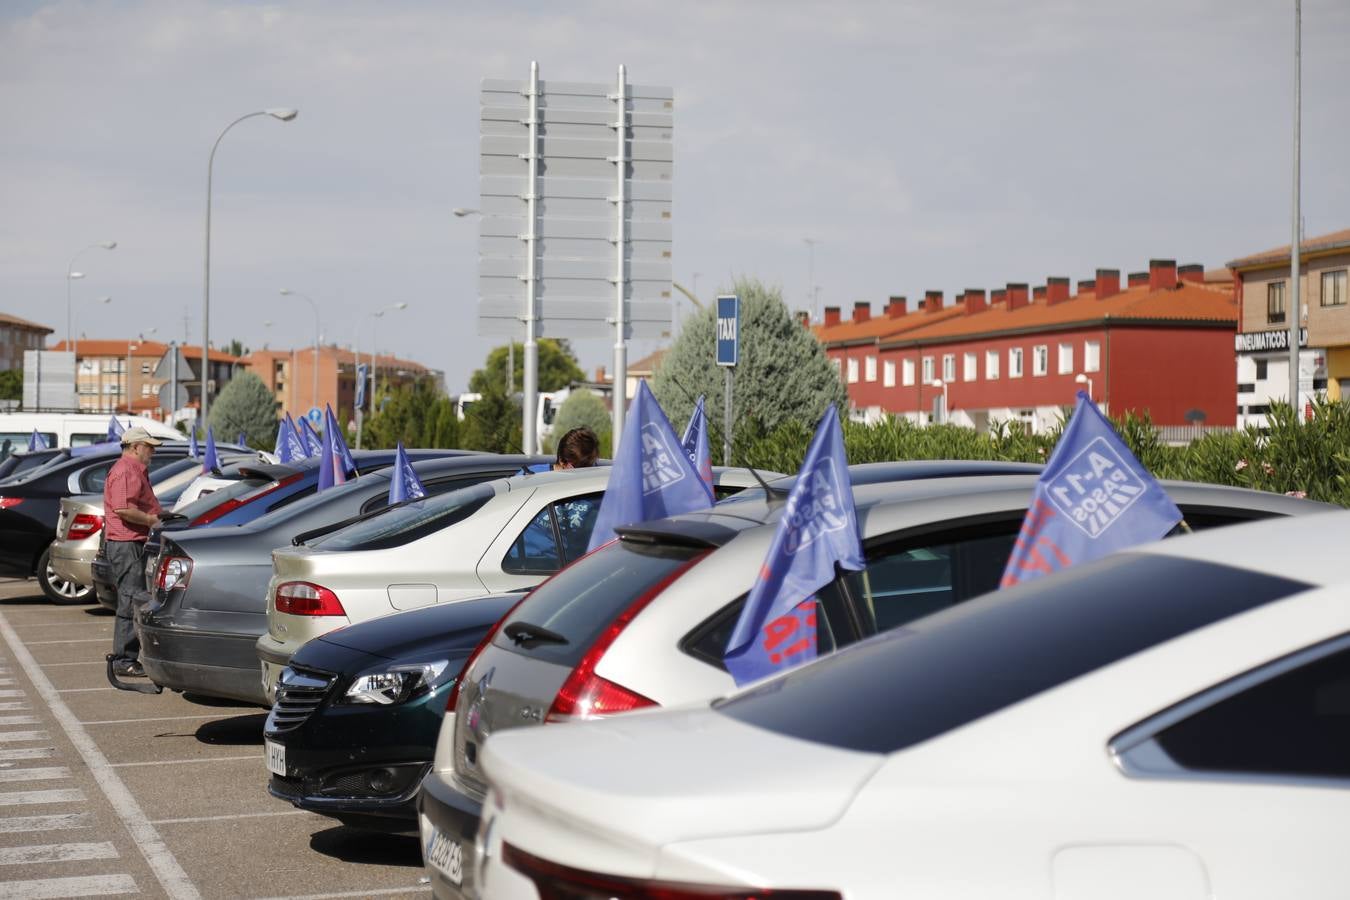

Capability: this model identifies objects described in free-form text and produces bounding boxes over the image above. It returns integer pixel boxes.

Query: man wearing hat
[103,427,164,677]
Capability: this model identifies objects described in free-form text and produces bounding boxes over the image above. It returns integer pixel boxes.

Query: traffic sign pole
[716,295,739,466]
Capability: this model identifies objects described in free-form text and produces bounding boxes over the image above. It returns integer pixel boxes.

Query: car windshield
[310,481,497,551]
[715,553,1310,755]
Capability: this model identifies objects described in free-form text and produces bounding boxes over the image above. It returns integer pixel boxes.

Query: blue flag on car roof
[1000,392,1182,590]
[202,426,220,474]
[586,380,715,552]
[724,405,863,687]
[27,429,48,451]
[189,427,199,458]
[324,405,356,474]
[680,395,714,500]
[275,416,306,464]
[387,442,426,505]
[298,416,323,457]
[236,430,246,447]
[317,418,347,492]
[105,416,124,444]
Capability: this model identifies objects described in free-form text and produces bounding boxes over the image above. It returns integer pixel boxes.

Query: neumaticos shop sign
[1235,328,1307,352]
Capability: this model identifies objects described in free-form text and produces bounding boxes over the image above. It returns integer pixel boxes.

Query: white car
[255,467,767,704]
[476,509,1350,899]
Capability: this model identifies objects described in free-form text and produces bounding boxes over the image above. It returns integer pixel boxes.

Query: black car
[138,454,547,706]
[0,441,253,600]
[263,592,518,832]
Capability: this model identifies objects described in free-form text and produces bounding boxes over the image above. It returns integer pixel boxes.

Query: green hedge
[734,400,1350,508]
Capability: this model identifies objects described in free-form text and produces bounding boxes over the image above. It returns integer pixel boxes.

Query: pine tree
[544,389,612,455]
[208,371,277,448]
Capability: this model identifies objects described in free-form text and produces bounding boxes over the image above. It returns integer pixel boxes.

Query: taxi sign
[716,295,739,367]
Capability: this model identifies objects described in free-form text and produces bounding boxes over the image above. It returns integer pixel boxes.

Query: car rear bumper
[49,542,95,585]
[418,770,485,900]
[255,636,296,706]
[139,623,268,706]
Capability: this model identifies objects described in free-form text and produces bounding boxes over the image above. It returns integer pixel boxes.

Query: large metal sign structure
[477,62,674,449]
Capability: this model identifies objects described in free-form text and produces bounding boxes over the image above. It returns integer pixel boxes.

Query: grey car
[418,473,1333,900]
[138,454,549,706]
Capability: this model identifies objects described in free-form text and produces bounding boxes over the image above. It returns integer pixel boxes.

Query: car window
[78,460,117,492]
[0,433,57,464]
[311,482,497,552]
[502,493,603,574]
[359,471,516,516]
[1152,641,1350,781]
[69,432,104,447]
[682,590,852,672]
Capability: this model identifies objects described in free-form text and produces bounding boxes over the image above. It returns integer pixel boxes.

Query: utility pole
[1287,0,1303,418]
[803,238,819,321]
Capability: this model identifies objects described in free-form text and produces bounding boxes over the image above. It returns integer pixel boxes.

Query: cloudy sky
[3,0,1348,393]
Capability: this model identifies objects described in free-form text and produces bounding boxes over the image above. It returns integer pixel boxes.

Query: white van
[0,413,181,462]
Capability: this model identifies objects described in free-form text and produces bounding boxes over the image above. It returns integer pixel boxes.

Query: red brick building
[817,259,1238,433]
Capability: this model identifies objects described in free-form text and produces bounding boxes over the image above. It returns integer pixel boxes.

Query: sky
[3,0,1349,395]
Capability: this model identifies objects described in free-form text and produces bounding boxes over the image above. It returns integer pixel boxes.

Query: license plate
[425,826,464,887]
[264,739,286,777]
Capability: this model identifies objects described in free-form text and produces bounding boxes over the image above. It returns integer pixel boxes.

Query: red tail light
[155,556,193,591]
[546,552,705,723]
[67,513,103,540]
[0,498,22,509]
[191,473,302,526]
[444,593,533,713]
[275,581,346,617]
[503,842,841,899]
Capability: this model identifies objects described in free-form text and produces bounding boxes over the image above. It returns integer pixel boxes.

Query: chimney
[963,288,987,315]
[1076,279,1096,297]
[824,306,841,327]
[795,310,810,328]
[1178,263,1204,285]
[886,296,907,318]
[1148,258,1177,291]
[1128,271,1149,288]
[1096,268,1121,300]
[596,365,607,383]
[1033,285,1047,301]
[853,301,871,323]
[1005,283,1029,311]
[924,290,944,314]
[1046,277,1071,305]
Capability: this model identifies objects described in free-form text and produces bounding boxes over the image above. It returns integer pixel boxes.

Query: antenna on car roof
[745,465,789,502]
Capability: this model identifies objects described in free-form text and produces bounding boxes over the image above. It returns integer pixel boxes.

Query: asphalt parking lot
[0,578,431,899]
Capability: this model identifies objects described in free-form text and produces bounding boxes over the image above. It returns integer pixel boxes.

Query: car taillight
[444,593,533,713]
[546,551,706,723]
[502,842,841,900]
[0,498,21,509]
[275,581,346,617]
[67,513,103,540]
[191,473,302,526]
[155,556,193,592]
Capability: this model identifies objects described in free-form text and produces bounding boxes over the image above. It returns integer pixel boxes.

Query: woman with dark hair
[553,426,599,470]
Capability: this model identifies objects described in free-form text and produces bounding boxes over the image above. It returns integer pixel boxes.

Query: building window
[1322,270,1347,307]
[1032,345,1048,376]
[141,384,152,397]
[963,352,976,382]
[883,360,895,388]
[1255,359,1268,380]
[1267,281,1286,324]
[1084,341,1101,373]
[1058,343,1073,375]
[141,362,151,375]
[902,359,915,387]
[846,358,859,383]
[1009,347,1024,378]
[921,356,934,384]
[864,356,877,382]
[104,383,118,395]
[985,350,999,380]
[941,354,955,382]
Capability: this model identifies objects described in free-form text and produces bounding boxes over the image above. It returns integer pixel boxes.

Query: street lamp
[803,237,820,321]
[930,378,948,425]
[1075,372,1093,400]
[202,108,298,423]
[125,327,157,413]
[369,302,409,415]
[452,207,480,217]
[279,288,320,413]
[67,240,116,362]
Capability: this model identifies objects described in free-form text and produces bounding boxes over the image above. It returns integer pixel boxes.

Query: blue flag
[724,405,863,686]
[355,363,368,411]
[388,442,426,505]
[298,417,323,457]
[236,430,247,447]
[189,428,199,458]
[680,395,714,500]
[27,429,48,451]
[1000,392,1182,589]
[586,380,715,551]
[105,416,125,444]
[275,416,305,463]
[324,405,356,474]
[202,426,220,474]
[317,418,347,492]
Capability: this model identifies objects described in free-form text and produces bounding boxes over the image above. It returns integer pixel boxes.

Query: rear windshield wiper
[158,512,187,523]
[503,621,568,648]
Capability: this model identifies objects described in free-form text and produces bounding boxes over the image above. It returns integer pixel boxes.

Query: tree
[468,339,584,395]
[652,277,847,459]
[208,371,277,448]
[543,389,612,456]
[361,378,459,449]
[459,386,523,453]
[0,369,20,402]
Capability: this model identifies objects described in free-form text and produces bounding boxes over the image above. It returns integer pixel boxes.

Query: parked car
[138,455,549,706]
[0,440,249,599]
[418,474,1332,900]
[477,510,1350,900]
[46,457,204,604]
[0,448,68,482]
[0,413,181,459]
[256,466,764,705]
[263,592,520,832]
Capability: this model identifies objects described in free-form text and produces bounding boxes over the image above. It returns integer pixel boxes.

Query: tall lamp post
[67,240,116,363]
[202,108,298,423]
[125,327,157,413]
[1075,372,1094,401]
[279,288,320,413]
[368,303,409,414]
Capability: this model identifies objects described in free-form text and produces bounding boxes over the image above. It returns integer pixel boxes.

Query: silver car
[417,473,1332,899]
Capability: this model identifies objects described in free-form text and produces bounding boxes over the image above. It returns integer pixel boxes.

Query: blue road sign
[716,295,739,367]
[307,407,323,425]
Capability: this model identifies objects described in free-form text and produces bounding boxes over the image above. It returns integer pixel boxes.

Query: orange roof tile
[49,340,242,363]
[815,305,968,347]
[629,348,668,374]
[244,345,427,372]
[1227,227,1350,269]
[879,281,1236,349]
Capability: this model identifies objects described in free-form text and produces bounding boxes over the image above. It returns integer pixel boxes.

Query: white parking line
[0,715,40,726]
[0,788,85,806]
[38,661,106,668]
[81,714,236,726]
[0,874,138,898]
[0,766,70,783]
[150,810,308,825]
[0,812,92,833]
[24,638,110,645]
[0,731,50,742]
[0,690,25,697]
[252,888,430,900]
[0,841,118,865]
[0,747,54,761]
[112,754,260,767]
[0,702,29,710]
[0,611,201,900]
